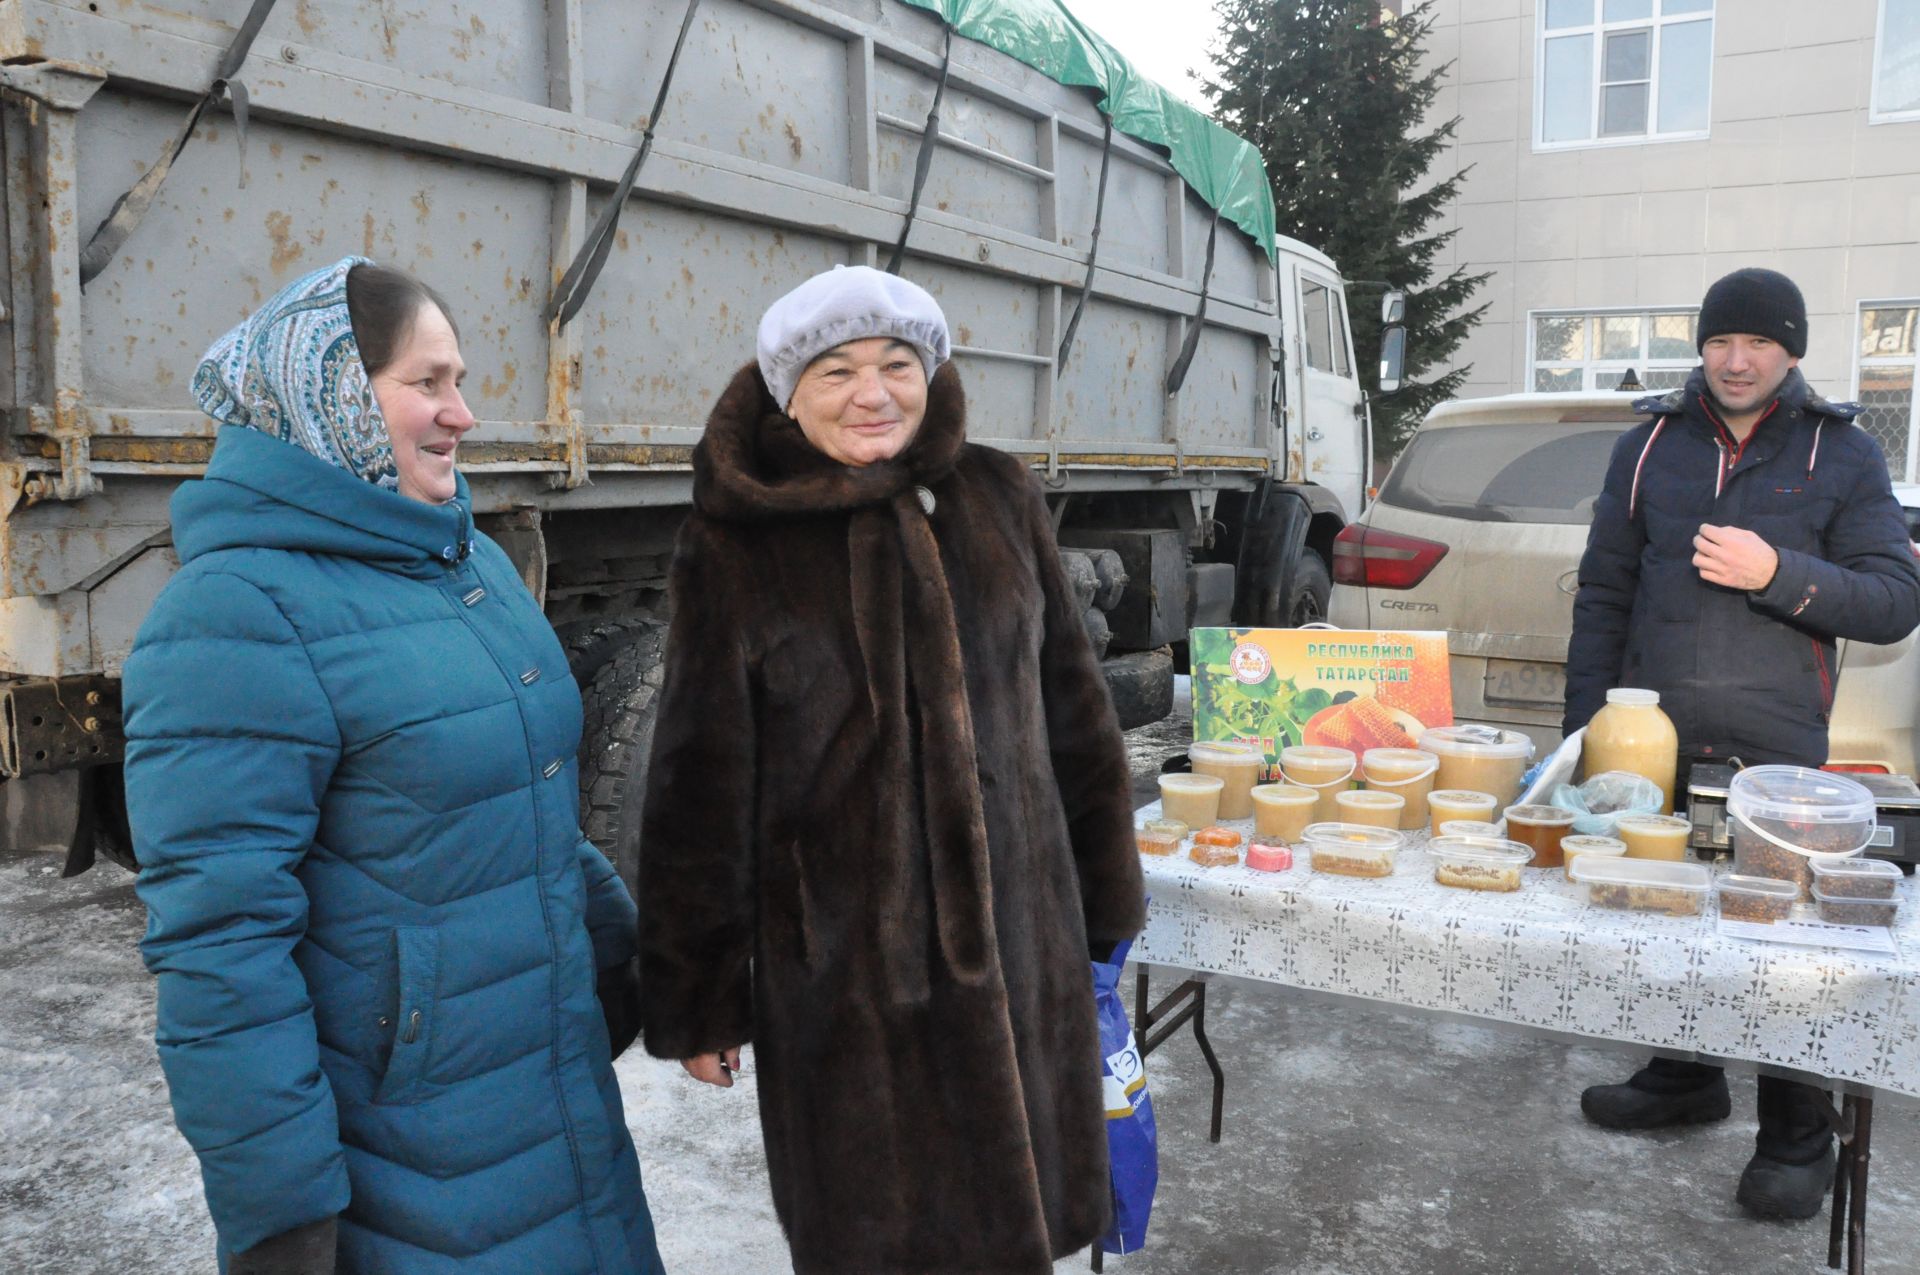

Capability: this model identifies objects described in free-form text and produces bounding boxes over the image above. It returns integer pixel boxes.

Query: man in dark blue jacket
[1565,268,1920,1220]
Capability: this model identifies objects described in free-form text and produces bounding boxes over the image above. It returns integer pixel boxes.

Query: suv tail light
[1332,524,1450,590]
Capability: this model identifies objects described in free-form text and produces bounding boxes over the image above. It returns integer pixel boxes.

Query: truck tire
[1104,647,1175,731]
[557,613,666,689]
[1284,552,1331,627]
[577,622,667,900]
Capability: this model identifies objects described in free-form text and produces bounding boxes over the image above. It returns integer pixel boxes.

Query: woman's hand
[682,1047,743,1087]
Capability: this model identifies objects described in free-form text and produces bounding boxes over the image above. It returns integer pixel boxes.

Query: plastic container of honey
[1417,725,1536,807]
[1427,790,1498,835]
[1301,822,1404,878]
[1615,813,1693,862]
[1558,834,1627,879]
[1250,783,1319,843]
[1502,804,1577,870]
[1428,835,1533,892]
[1440,819,1502,839]
[1280,745,1359,823]
[1361,747,1440,830]
[1334,788,1406,830]
[1582,688,1679,813]
[1158,773,1224,829]
[1189,741,1266,821]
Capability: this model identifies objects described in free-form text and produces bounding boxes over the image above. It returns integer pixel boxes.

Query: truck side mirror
[1378,325,1406,394]
[1381,290,1407,325]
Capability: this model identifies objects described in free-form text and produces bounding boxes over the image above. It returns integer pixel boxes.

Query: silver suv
[1328,391,1920,777]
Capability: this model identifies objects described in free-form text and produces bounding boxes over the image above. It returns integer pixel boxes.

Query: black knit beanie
[1696,268,1807,358]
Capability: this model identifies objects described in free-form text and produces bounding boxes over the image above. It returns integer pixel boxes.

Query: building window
[1857,303,1920,482]
[1874,0,1920,123]
[1530,310,1699,392]
[1536,0,1714,149]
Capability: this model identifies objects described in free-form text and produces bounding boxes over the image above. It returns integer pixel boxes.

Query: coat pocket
[375,926,441,1105]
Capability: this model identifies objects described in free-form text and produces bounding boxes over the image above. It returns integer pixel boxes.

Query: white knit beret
[756,265,951,410]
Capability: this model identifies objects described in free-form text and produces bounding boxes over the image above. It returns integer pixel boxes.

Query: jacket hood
[1636,366,1859,427]
[172,425,474,575]
[692,361,967,521]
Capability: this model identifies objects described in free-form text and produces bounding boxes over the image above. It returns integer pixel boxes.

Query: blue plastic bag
[1093,934,1157,1255]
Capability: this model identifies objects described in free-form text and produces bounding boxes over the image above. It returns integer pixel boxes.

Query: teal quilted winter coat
[125,424,664,1273]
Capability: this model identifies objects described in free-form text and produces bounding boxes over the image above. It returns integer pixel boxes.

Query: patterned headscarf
[192,255,399,490]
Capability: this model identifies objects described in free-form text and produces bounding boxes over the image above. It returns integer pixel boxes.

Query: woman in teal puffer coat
[124,257,665,1274]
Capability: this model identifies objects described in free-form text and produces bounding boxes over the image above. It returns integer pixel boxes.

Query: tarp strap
[1055,117,1112,376]
[1164,209,1221,396]
[544,0,704,329]
[885,23,955,276]
[77,0,278,288]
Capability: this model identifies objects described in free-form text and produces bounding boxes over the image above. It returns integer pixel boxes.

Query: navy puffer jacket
[1565,367,1920,767]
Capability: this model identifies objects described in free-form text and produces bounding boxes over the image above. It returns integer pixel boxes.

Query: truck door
[1296,267,1367,517]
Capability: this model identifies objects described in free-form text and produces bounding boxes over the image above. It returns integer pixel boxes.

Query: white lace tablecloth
[1131,805,1920,1100]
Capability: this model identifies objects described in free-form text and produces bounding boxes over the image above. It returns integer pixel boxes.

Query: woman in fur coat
[639,265,1147,1273]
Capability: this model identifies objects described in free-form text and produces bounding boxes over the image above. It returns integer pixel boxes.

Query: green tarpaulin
[896,0,1277,260]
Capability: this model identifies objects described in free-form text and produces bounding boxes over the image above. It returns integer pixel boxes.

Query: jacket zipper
[1812,640,1834,717]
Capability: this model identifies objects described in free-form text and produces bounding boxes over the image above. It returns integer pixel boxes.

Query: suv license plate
[1483,659,1568,708]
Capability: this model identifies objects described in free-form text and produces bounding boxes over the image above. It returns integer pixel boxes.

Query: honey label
[1192,627,1454,779]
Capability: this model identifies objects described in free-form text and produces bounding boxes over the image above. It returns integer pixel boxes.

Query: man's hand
[682,1047,743,1087]
[1694,524,1779,591]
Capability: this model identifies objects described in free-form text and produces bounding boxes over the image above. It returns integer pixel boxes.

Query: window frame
[1533,0,1716,152]
[1526,306,1702,393]
[1871,0,1920,125]
[1852,297,1920,484]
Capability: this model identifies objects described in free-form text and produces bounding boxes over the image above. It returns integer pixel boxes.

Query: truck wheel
[577,623,667,900]
[1285,552,1331,627]
[558,613,666,689]
[1104,647,1175,730]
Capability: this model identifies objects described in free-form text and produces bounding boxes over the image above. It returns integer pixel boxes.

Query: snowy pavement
[4,678,1916,1273]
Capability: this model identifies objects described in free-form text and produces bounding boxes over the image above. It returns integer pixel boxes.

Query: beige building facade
[1416,0,1920,476]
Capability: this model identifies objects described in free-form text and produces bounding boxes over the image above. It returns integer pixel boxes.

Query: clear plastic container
[1301,822,1405,878]
[1502,804,1576,870]
[1428,835,1533,892]
[1614,813,1693,862]
[1582,688,1679,814]
[1250,783,1319,843]
[1158,773,1224,829]
[1428,789,1498,834]
[1812,886,1902,928]
[1280,745,1359,824]
[1716,874,1798,924]
[1334,788,1406,830]
[1440,819,1502,838]
[1418,725,1536,807]
[1570,856,1711,916]
[1136,823,1181,856]
[1190,741,1266,821]
[1726,766,1875,900]
[1807,856,1903,900]
[1361,747,1440,830]
[1558,834,1627,879]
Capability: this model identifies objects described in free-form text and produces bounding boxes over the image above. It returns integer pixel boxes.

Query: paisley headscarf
[191,255,399,490]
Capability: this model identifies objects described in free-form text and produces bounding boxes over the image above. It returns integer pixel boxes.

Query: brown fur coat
[639,361,1146,1273]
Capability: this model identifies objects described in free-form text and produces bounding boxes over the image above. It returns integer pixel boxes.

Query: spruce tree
[1203,0,1487,452]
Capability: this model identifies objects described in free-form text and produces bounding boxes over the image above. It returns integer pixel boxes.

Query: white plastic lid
[1337,789,1404,807]
[1281,745,1357,764]
[1559,834,1627,854]
[1429,789,1499,808]
[1417,725,1536,760]
[1250,783,1317,803]
[1300,822,1405,852]
[1439,820,1502,838]
[1190,740,1264,765]
[1726,765,1876,828]
[1160,773,1224,793]
[1717,874,1799,899]
[1811,884,1902,908]
[1808,857,1903,880]
[1605,688,1661,707]
[1570,856,1710,892]
[1429,835,1533,866]
[1505,803,1577,825]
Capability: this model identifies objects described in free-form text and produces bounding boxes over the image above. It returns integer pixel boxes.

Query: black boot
[1737,1144,1837,1220]
[1581,1058,1731,1131]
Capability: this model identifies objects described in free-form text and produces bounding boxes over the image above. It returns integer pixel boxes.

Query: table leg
[1134,968,1227,1143]
[1090,1244,1103,1272]
[1829,1114,1851,1271]
[1848,1095,1872,1275]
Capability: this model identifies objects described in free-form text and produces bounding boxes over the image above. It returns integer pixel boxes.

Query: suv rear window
[1378,421,1630,525]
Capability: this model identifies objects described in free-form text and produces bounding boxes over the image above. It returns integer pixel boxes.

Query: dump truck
[0,0,1401,891]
